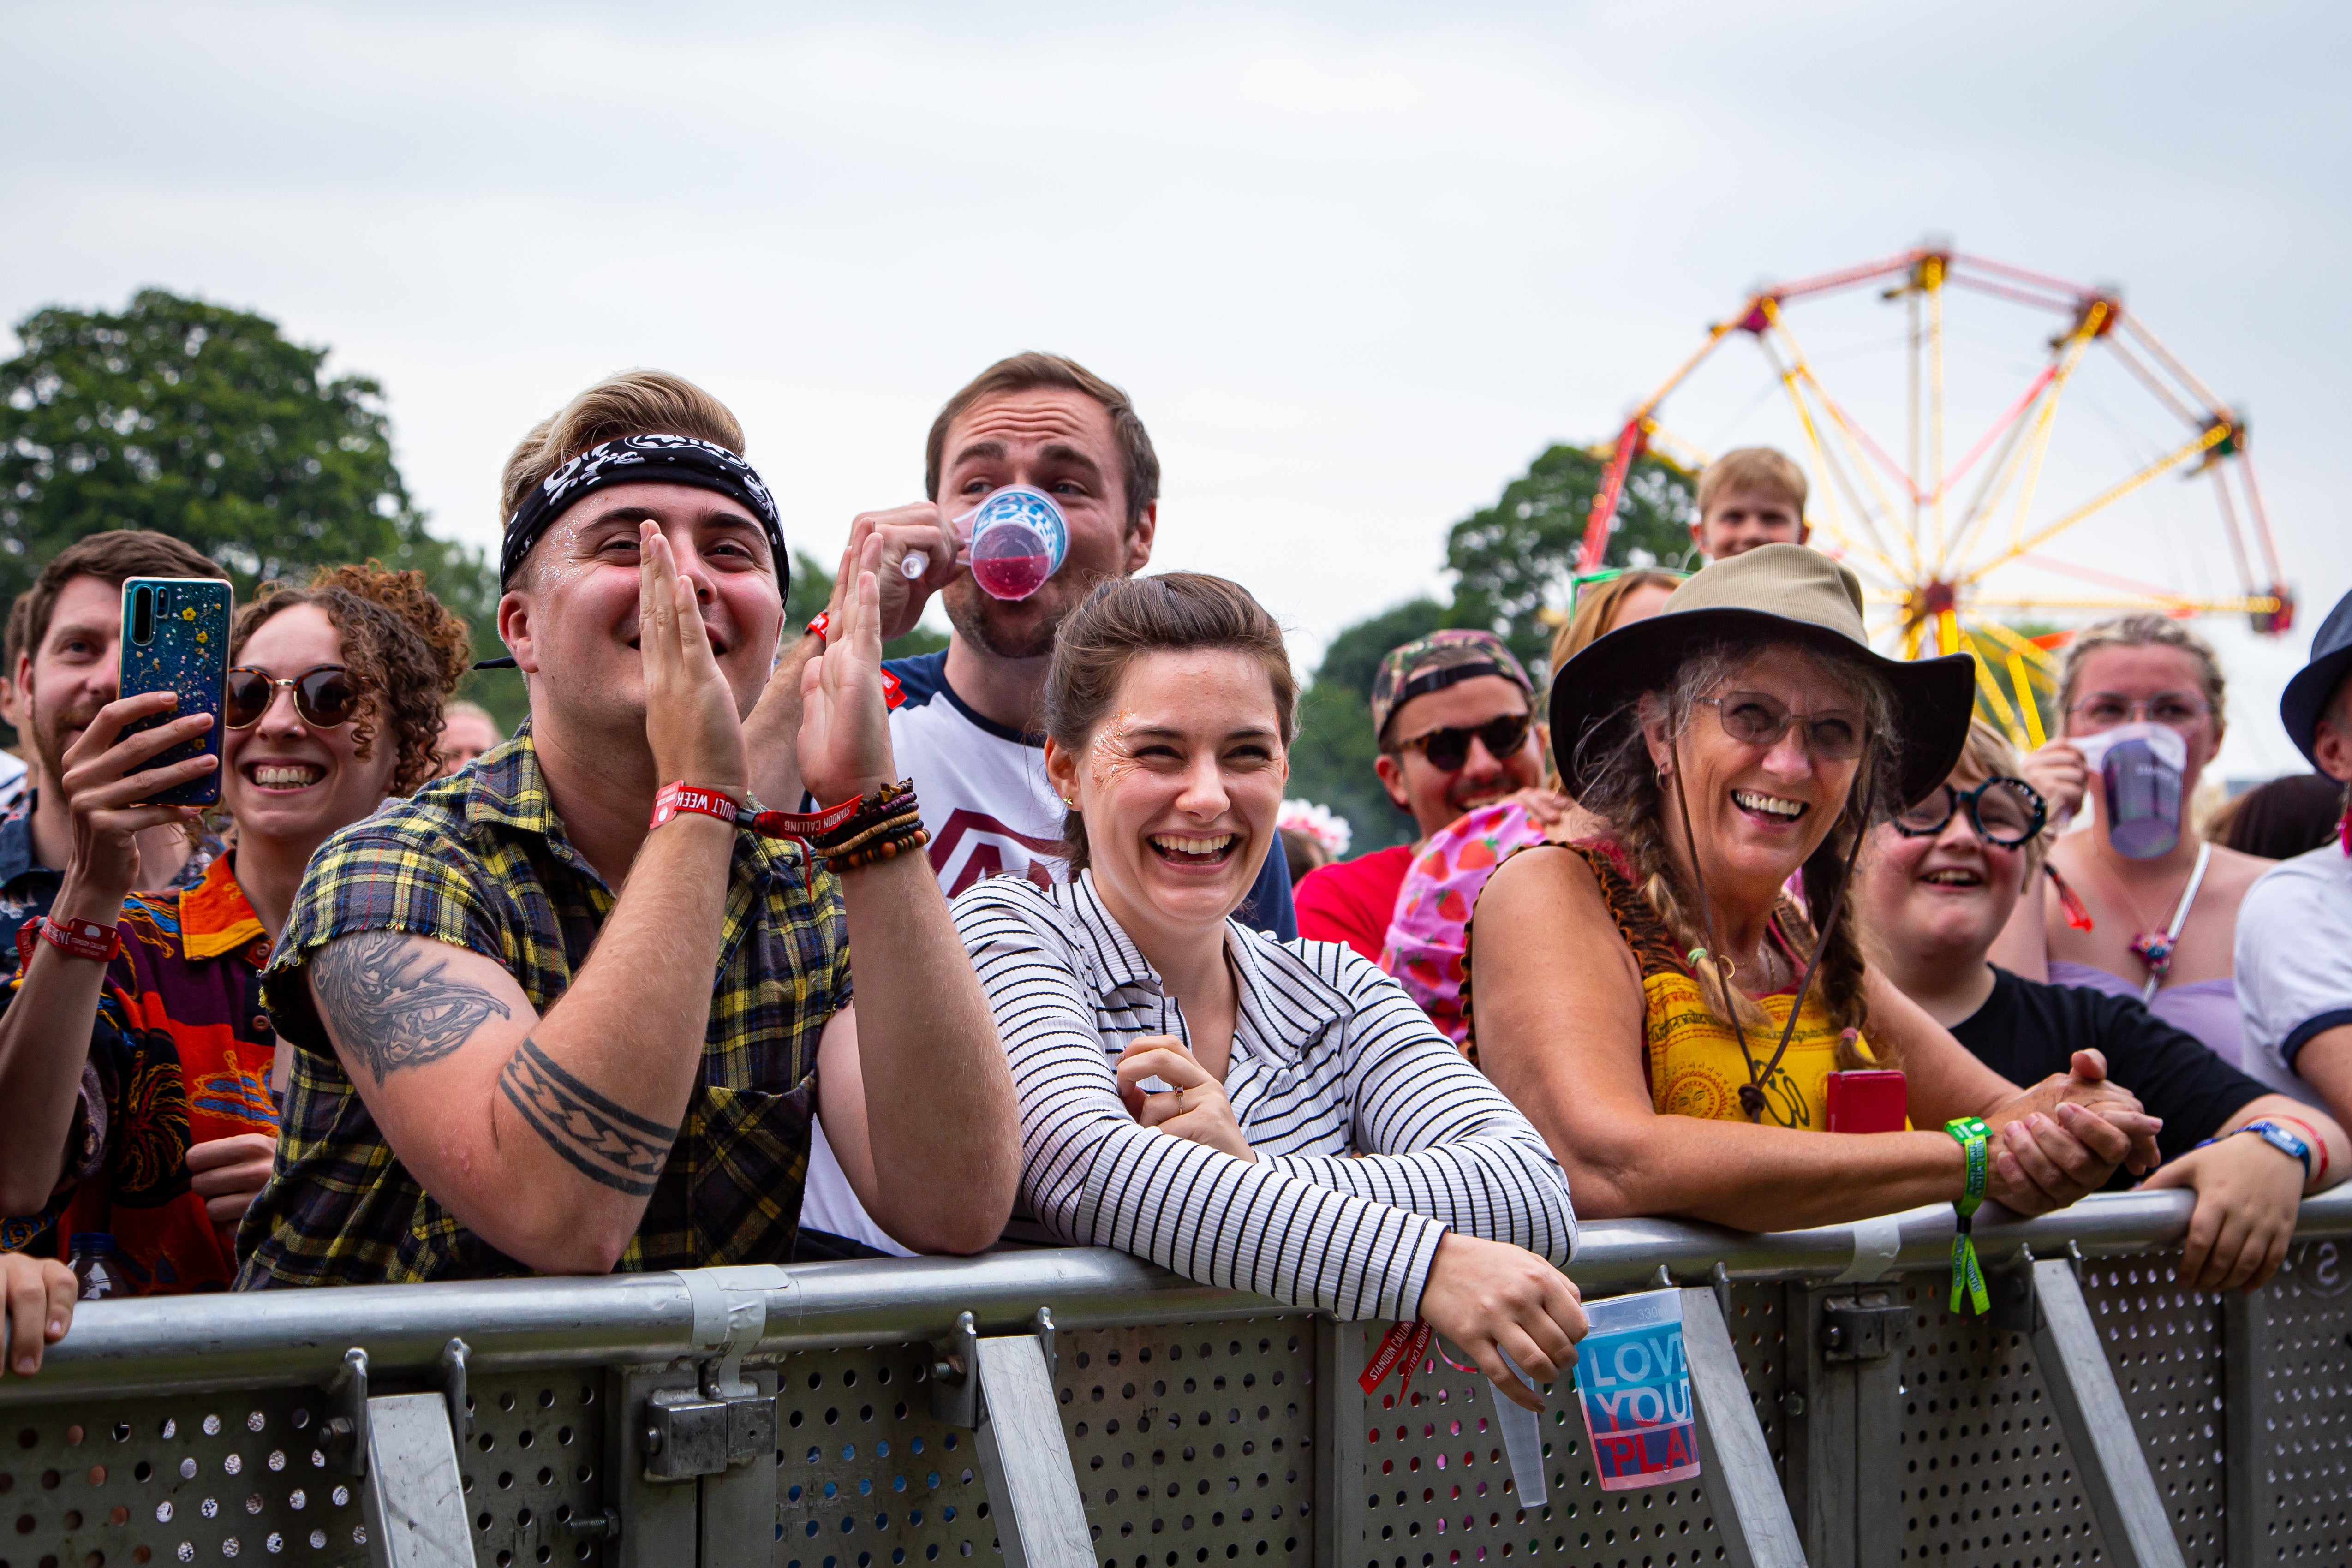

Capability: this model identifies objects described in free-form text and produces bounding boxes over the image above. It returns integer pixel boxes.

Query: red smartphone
[1826,1069,1908,1134]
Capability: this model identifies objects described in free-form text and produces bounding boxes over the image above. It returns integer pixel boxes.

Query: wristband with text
[1359,1318,1435,1401]
[805,611,831,643]
[15,915,124,968]
[650,782,867,843]
[2197,1118,2313,1183]
[1944,1115,1992,1316]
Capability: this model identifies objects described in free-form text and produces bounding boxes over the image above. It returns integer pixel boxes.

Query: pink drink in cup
[965,486,1070,601]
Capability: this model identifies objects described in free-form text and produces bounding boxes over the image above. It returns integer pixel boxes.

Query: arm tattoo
[314,930,513,1080]
[497,1037,677,1196]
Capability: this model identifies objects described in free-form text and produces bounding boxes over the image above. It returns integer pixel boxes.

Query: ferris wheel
[1581,244,2292,746]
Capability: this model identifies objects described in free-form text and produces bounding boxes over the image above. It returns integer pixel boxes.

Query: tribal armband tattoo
[496,1037,678,1196]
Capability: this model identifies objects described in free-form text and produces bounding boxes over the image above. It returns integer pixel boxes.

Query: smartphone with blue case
[118,576,232,807]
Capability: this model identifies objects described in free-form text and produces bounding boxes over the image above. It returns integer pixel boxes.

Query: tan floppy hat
[1547,543,1976,809]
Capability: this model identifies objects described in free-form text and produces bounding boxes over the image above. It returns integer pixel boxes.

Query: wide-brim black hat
[2281,585,2352,769]
[1548,543,1976,810]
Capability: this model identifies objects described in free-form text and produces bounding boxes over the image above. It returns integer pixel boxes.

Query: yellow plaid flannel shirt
[234,726,850,1288]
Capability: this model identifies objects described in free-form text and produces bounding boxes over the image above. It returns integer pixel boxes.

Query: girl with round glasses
[0,565,468,1294]
[1859,720,2345,1292]
[1465,546,2162,1230]
[1997,615,2274,1067]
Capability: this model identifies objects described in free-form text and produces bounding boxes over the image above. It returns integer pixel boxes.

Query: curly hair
[1573,635,1900,1067]
[229,563,472,795]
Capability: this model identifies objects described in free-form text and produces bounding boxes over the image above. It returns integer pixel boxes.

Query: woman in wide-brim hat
[1463,545,2163,1229]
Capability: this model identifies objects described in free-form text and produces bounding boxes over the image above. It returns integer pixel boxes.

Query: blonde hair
[1549,570,1683,675]
[1696,447,1808,520]
[2056,614,2226,733]
[1947,719,2050,871]
[498,370,746,584]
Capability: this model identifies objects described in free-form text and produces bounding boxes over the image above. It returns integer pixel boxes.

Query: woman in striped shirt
[949,572,1583,1409]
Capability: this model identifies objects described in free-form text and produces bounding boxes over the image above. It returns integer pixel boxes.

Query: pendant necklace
[2088,841,2213,1001]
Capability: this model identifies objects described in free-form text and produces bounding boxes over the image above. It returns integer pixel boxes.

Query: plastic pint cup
[966,486,1070,601]
[2079,722,2188,860]
[1573,1289,1699,1490]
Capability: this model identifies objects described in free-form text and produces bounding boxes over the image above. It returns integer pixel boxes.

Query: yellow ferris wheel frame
[1578,246,2292,747]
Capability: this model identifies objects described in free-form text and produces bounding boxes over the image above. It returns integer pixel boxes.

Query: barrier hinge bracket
[1820,1292,1909,1362]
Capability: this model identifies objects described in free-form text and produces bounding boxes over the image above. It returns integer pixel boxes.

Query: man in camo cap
[1294,630,1559,961]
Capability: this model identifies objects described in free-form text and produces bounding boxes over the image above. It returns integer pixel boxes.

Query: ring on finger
[1175,1086,1186,1115]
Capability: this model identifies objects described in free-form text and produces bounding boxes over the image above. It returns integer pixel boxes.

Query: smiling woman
[951,572,1590,1411]
[0,560,470,1299]
[1465,545,2171,1242]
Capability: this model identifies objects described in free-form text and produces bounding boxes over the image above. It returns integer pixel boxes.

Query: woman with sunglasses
[1994,615,2274,1068]
[0,565,468,1294]
[1380,568,1681,1042]
[1859,720,2345,1291]
[1465,547,2163,1230]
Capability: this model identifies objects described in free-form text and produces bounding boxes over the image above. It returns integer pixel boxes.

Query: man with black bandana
[786,352,1297,1255]
[235,370,1020,1286]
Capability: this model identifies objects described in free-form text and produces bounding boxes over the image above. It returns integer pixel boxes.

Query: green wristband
[1943,1116,1992,1316]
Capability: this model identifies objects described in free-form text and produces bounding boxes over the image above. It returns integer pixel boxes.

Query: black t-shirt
[1949,966,2268,1189]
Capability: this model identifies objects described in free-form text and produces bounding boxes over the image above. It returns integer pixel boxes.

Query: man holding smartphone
[0,531,257,1266]
[235,371,1021,1285]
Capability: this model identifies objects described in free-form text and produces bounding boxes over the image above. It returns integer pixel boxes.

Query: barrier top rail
[8,1183,2348,1408]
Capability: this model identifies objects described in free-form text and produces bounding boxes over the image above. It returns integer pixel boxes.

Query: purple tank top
[2044,960,2244,1068]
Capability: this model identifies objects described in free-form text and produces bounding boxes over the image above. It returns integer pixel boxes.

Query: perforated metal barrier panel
[1,1387,368,1567]
[1327,1282,1785,1568]
[7,1220,2348,1568]
[2240,1240,2352,1564]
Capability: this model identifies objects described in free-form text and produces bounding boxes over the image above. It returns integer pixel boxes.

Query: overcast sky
[6,0,2345,778]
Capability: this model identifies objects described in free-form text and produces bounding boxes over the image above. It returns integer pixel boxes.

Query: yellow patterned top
[1464,838,1862,1130]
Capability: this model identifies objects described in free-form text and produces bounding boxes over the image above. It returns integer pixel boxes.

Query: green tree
[0,288,518,729]
[1284,597,1448,855]
[1279,443,1701,863]
[1445,443,1699,674]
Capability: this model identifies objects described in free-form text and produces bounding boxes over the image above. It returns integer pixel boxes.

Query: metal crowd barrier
[3,1186,2347,1568]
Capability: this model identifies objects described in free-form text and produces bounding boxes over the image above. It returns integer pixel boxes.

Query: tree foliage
[1287,598,1449,853]
[1445,443,1699,674]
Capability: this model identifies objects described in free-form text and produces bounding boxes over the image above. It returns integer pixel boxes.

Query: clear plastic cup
[965,487,1069,600]
[1572,1288,1699,1490]
[2075,722,2188,860]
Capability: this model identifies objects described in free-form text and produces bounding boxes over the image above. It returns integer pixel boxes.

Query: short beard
[942,575,1089,664]
[26,688,94,794]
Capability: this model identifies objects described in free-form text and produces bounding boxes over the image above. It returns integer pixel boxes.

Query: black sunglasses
[1893,775,2047,848]
[1396,711,1534,772]
[225,664,363,731]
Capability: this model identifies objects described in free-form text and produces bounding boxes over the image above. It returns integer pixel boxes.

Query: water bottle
[964,487,1070,600]
[68,1232,122,1300]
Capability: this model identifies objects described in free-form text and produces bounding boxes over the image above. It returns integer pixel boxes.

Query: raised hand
[1416,1233,1587,1413]
[798,533,897,806]
[2022,737,2089,826]
[638,521,747,795]
[1116,1036,1254,1163]
[833,504,962,643]
[56,691,215,907]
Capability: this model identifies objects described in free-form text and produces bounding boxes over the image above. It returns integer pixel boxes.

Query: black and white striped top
[951,871,1576,1321]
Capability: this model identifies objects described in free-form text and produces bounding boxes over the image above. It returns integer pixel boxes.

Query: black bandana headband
[477,433,789,668]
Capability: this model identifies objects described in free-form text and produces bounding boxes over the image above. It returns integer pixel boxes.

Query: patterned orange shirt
[0,854,278,1292]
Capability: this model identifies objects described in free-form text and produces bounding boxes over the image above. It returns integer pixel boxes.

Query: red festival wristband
[805,611,831,643]
[650,783,869,843]
[15,915,123,968]
[2270,1114,2332,1183]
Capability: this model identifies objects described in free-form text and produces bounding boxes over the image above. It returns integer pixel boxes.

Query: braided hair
[1572,636,1899,1069]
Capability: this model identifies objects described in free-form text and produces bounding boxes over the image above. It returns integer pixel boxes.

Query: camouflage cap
[1370,630,1535,747]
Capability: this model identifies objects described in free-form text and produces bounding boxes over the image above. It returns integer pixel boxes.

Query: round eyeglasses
[1892,775,2047,848]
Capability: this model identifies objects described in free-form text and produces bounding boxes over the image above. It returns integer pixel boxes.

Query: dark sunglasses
[225,664,363,731]
[1695,691,1868,761]
[1396,711,1534,772]
[1892,775,2047,848]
